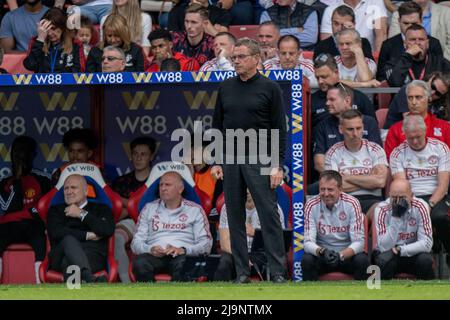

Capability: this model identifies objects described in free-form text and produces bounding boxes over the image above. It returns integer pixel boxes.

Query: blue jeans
[80,4,112,24]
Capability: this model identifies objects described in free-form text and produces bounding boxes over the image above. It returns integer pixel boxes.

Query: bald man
[131,172,212,282]
[373,179,434,280]
[47,174,115,283]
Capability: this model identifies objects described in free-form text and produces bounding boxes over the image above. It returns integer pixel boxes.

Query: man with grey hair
[257,22,280,63]
[385,80,450,159]
[212,37,288,283]
[335,29,377,86]
[390,114,450,259]
[101,46,126,73]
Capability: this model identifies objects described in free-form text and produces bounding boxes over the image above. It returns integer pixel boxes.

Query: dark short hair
[185,3,209,20]
[340,109,363,124]
[12,135,37,156]
[258,21,280,32]
[277,34,300,50]
[130,136,158,155]
[215,32,237,44]
[62,128,98,150]
[319,170,343,188]
[332,5,355,23]
[160,58,181,71]
[398,1,422,20]
[314,53,338,70]
[405,23,427,36]
[80,15,93,29]
[331,82,354,103]
[148,28,172,43]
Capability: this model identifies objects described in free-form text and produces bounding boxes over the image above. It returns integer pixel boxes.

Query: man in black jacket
[385,24,450,87]
[377,2,443,81]
[47,174,115,283]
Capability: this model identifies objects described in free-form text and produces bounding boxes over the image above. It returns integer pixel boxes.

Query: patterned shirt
[263,55,318,87]
[112,171,148,199]
[171,31,214,66]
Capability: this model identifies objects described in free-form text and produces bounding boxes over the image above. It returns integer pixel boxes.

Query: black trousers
[373,250,434,280]
[417,195,450,253]
[223,164,286,279]
[0,219,46,261]
[132,253,186,282]
[49,235,106,281]
[302,252,370,281]
[213,251,268,281]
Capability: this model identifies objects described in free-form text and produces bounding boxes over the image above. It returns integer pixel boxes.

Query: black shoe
[94,275,108,283]
[234,275,251,284]
[271,274,287,283]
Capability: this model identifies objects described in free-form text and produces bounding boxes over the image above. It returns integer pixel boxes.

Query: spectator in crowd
[214,190,285,281]
[384,80,450,160]
[384,71,450,129]
[47,174,115,283]
[0,136,50,284]
[320,0,388,52]
[334,29,377,86]
[168,0,231,36]
[325,109,388,218]
[52,128,99,185]
[303,170,369,281]
[313,83,381,174]
[55,0,112,25]
[389,0,450,60]
[312,53,376,128]
[171,4,215,67]
[23,7,82,73]
[0,0,48,52]
[264,35,318,87]
[216,0,253,25]
[101,45,126,72]
[200,31,235,71]
[257,21,280,63]
[384,24,450,87]
[131,171,212,282]
[76,15,95,59]
[111,136,157,283]
[390,114,450,260]
[160,58,182,71]
[260,0,319,50]
[377,2,443,82]
[86,14,145,72]
[147,28,200,72]
[100,0,152,56]
[373,178,434,280]
[314,5,373,60]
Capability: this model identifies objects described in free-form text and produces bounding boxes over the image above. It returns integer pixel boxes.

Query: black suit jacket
[47,202,115,255]
[376,34,443,81]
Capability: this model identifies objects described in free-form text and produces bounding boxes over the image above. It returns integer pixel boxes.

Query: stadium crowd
[0,0,450,283]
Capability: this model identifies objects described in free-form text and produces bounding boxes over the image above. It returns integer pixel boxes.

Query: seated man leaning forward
[131,171,212,282]
[47,174,115,283]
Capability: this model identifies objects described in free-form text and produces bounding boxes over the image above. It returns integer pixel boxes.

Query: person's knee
[61,234,79,247]
[132,255,153,278]
[301,253,317,270]
[415,253,434,279]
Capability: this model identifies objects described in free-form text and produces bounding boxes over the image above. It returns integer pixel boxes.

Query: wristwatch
[339,253,345,261]
[429,201,436,209]
[395,246,401,255]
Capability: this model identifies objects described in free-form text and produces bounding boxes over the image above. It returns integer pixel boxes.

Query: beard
[26,0,41,7]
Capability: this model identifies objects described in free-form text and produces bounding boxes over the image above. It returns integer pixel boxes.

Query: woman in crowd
[86,14,146,72]
[23,7,82,73]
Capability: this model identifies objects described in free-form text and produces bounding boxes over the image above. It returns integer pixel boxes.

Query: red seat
[229,25,259,40]
[1,53,32,74]
[302,51,313,60]
[377,80,392,109]
[36,163,122,283]
[376,108,389,129]
[1,244,37,284]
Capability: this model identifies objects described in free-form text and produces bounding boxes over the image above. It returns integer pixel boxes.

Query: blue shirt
[423,9,432,36]
[0,5,49,52]
[313,115,382,155]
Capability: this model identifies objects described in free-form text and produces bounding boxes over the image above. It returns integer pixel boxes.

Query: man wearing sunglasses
[101,46,125,73]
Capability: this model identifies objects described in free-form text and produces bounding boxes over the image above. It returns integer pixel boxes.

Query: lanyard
[49,46,59,73]
[408,54,428,81]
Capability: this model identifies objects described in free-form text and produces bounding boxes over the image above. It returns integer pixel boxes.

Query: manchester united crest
[408,218,417,227]
[428,155,438,165]
[179,213,188,222]
[339,211,347,221]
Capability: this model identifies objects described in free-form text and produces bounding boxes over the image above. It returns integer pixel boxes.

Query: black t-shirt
[168,3,232,32]
[111,171,148,199]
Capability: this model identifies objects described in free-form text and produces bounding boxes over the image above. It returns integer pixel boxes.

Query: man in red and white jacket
[390,114,450,262]
[373,179,434,279]
[303,170,369,281]
[131,171,212,282]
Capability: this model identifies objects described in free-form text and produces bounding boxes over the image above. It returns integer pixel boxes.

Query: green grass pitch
[1,281,450,300]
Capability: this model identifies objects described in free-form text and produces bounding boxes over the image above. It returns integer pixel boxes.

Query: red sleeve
[0,209,31,224]
[385,125,399,162]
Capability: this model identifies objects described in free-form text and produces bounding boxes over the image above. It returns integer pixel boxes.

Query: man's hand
[319,249,340,268]
[37,19,52,42]
[270,167,283,189]
[64,204,82,219]
[405,44,423,58]
[218,0,234,10]
[261,47,277,62]
[150,245,167,257]
[86,232,101,241]
[166,245,186,257]
[349,43,364,57]
[204,19,218,37]
[211,165,223,180]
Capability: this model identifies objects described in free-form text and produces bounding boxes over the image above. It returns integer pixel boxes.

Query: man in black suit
[47,174,115,283]
[313,5,373,61]
[377,2,443,82]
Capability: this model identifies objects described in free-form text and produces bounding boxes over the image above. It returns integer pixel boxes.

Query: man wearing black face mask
[0,136,51,283]
[373,179,434,280]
